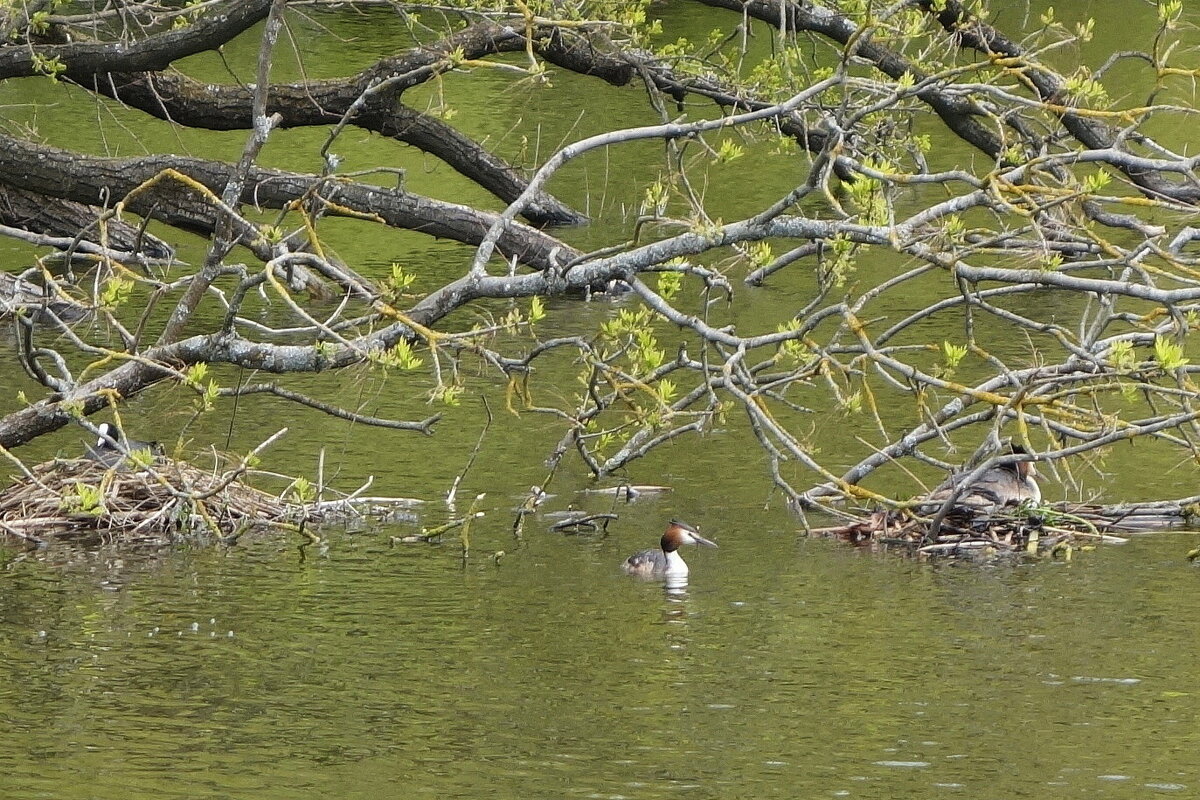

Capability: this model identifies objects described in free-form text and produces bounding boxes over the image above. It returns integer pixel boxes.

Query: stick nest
[0,457,310,547]
[812,500,1200,558]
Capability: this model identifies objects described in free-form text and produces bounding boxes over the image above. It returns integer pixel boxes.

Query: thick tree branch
[0,0,272,79]
[0,186,173,261]
[0,134,579,271]
[85,71,584,226]
[696,0,1007,158]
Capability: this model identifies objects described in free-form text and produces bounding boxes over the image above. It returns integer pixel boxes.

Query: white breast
[663,549,689,576]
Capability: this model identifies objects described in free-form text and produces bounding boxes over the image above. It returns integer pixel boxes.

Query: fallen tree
[2,0,1199,531]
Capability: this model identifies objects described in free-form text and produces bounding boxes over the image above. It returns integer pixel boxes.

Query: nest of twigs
[0,457,310,547]
[812,499,1200,558]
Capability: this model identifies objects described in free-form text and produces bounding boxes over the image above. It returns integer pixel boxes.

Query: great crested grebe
[921,447,1041,515]
[85,423,161,467]
[622,519,718,578]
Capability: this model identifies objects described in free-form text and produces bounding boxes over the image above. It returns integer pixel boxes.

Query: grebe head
[1011,460,1036,481]
[86,422,163,467]
[95,422,120,449]
[661,519,718,552]
[1002,445,1040,493]
[974,445,1042,507]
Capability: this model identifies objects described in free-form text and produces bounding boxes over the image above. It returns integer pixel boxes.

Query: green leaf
[942,341,968,369]
[529,295,546,324]
[1154,335,1189,370]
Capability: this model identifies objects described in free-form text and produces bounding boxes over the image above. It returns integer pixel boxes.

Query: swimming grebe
[622,519,717,578]
[921,448,1041,515]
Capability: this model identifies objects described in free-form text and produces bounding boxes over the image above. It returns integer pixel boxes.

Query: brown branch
[0,134,578,272]
[0,0,273,79]
[695,0,1007,158]
[0,186,173,261]
[917,0,1200,203]
[79,17,595,225]
[225,383,441,433]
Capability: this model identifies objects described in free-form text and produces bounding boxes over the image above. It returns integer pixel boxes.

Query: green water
[3,1,1200,797]
[3,519,1198,798]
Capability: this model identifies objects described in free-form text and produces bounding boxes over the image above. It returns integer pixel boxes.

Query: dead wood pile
[0,457,310,547]
[811,499,1200,558]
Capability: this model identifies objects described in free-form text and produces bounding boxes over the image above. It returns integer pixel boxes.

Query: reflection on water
[663,572,691,599]
[2,507,1198,799]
